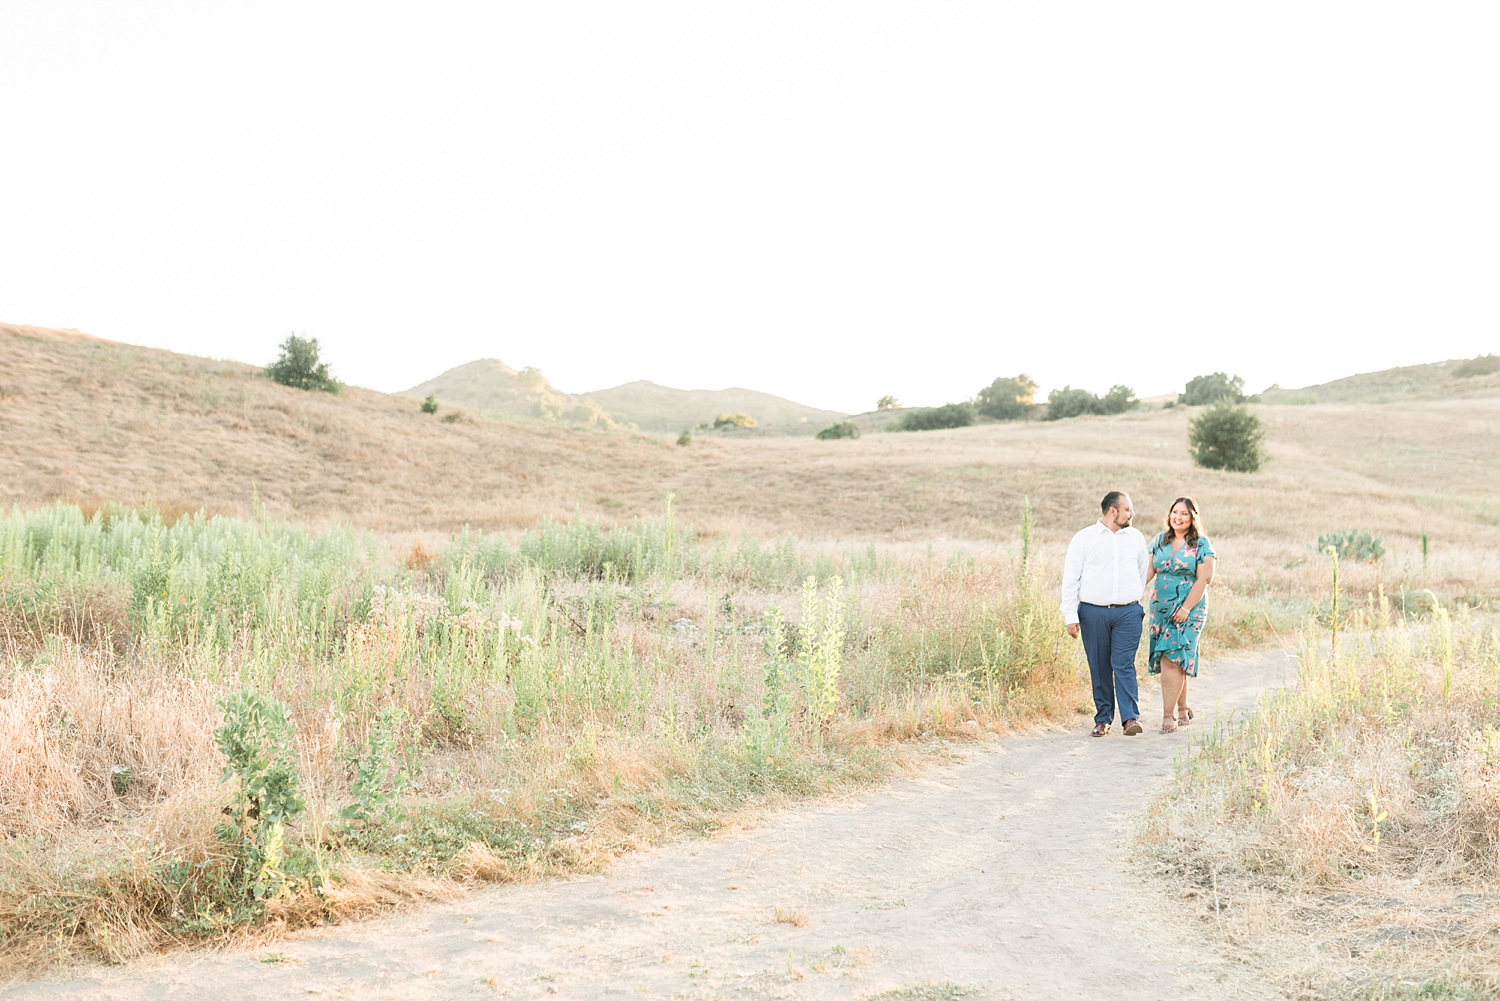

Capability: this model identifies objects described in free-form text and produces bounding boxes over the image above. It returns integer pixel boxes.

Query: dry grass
[0,502,1079,974]
[1144,599,1500,998]
[5,322,1500,620]
[773,905,809,927]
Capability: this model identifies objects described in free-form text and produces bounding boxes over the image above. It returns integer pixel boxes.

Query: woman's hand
[1171,605,1190,623]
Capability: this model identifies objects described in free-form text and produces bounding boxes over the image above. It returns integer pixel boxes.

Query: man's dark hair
[1101,490,1128,514]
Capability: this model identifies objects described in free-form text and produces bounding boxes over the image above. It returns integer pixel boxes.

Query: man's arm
[1060,532,1084,635]
[1135,532,1151,587]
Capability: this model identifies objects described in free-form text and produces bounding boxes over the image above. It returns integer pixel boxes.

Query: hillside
[1260,354,1500,404]
[5,322,1500,613]
[402,359,619,427]
[580,380,847,435]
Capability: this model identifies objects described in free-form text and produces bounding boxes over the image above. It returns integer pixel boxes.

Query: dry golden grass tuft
[773,905,809,927]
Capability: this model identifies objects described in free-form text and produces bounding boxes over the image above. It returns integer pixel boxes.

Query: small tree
[420,395,439,414]
[266,335,340,393]
[876,395,900,410]
[1180,372,1245,406]
[975,374,1039,420]
[815,421,860,440]
[1189,402,1266,472]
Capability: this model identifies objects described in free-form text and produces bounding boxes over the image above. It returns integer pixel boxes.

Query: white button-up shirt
[1059,520,1151,625]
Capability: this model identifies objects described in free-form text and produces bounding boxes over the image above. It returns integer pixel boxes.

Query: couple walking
[1060,491,1217,736]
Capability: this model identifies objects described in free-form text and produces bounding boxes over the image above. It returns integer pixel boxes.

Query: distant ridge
[580,380,847,435]
[403,359,619,427]
[1261,355,1500,405]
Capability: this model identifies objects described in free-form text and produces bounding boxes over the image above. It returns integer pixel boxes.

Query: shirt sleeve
[1060,532,1085,625]
[1197,536,1215,562]
[1135,532,1151,586]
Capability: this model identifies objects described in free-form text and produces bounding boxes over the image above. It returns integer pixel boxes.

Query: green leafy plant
[676,429,692,446]
[1454,354,1500,378]
[746,607,793,768]
[341,705,409,823]
[1316,530,1385,563]
[815,421,860,440]
[797,575,844,728]
[975,374,1038,420]
[213,688,307,900]
[420,395,439,415]
[1180,372,1246,406]
[900,402,977,431]
[1188,402,1266,472]
[265,335,340,393]
[876,394,900,410]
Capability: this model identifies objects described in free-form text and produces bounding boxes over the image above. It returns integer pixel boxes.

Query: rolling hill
[402,359,619,427]
[1260,354,1500,404]
[579,380,847,434]
[5,320,1500,616]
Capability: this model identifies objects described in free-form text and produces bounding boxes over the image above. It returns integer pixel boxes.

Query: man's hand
[1066,623,1080,639]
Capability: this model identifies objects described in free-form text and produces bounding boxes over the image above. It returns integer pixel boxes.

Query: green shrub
[975,374,1038,420]
[713,412,756,429]
[1316,530,1385,563]
[265,335,340,393]
[341,705,408,824]
[1180,371,1245,406]
[876,395,900,410]
[213,689,309,900]
[1042,385,1136,420]
[676,429,692,446]
[1454,354,1500,378]
[1187,402,1266,472]
[900,402,977,431]
[1097,384,1138,414]
[815,421,860,440]
[420,395,439,415]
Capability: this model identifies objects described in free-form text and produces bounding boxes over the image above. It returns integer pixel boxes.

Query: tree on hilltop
[266,335,340,393]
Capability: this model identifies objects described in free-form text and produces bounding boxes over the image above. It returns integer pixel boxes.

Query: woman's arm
[1170,556,1216,622]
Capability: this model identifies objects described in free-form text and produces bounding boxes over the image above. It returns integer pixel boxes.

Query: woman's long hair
[1159,496,1202,549]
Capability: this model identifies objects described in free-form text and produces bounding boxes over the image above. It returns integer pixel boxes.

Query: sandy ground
[14,650,1293,1001]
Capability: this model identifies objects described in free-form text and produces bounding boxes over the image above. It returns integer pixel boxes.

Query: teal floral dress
[1148,533,1215,677]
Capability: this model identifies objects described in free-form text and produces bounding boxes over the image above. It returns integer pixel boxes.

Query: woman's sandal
[1159,717,1178,734]
[1177,707,1194,727]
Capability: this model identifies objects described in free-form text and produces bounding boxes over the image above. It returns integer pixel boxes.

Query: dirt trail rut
[19,650,1293,1001]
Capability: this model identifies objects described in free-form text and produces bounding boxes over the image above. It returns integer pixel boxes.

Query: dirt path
[17,650,1293,1001]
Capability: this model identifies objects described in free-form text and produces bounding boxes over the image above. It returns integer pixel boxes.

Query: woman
[1145,497,1216,733]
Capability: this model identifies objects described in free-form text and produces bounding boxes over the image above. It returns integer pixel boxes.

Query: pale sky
[2,4,1496,414]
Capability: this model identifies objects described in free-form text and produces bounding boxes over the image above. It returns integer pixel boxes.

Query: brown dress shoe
[1091,722,1110,737]
[1122,718,1144,735]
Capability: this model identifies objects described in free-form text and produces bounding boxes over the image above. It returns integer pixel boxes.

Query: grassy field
[7,322,1499,617]
[6,321,1500,987]
[0,499,1079,972]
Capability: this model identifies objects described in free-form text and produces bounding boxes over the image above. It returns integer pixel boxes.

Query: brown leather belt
[1082,602,1138,608]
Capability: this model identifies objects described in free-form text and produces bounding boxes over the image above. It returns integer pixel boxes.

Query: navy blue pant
[1078,602,1143,725]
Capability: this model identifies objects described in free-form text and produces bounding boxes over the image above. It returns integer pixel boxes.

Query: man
[1061,491,1151,737]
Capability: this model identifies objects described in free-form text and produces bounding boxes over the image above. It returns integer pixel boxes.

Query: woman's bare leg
[1177,675,1191,720]
[1159,659,1185,731]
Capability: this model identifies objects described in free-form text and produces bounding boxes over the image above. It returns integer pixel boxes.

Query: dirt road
[17,650,1292,1001]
